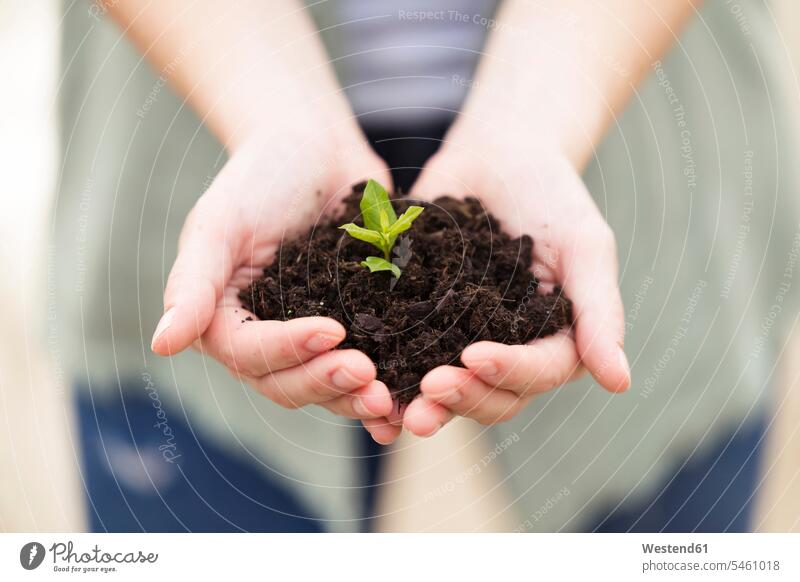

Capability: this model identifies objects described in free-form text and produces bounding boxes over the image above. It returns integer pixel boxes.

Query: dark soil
[240,183,572,405]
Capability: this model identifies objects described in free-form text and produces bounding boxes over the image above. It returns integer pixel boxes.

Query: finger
[198,295,347,377]
[318,380,394,419]
[152,197,236,356]
[460,333,586,396]
[248,349,376,409]
[420,366,526,425]
[402,396,453,437]
[386,400,405,427]
[562,226,630,392]
[362,417,402,445]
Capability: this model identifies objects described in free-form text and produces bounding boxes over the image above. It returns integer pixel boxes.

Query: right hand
[151,119,398,427]
[394,143,629,441]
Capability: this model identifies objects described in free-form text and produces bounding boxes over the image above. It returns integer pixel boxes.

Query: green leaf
[360,179,397,232]
[379,209,391,232]
[387,205,424,238]
[338,223,384,251]
[361,256,402,278]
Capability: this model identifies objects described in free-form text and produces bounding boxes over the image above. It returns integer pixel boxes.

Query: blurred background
[2,0,800,532]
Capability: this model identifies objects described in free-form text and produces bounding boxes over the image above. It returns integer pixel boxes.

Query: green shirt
[56,0,800,531]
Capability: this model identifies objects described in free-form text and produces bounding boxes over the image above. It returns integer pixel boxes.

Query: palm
[362,146,631,440]
[153,130,397,428]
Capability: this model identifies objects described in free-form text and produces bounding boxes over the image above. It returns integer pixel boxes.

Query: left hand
[362,130,631,444]
[150,121,396,429]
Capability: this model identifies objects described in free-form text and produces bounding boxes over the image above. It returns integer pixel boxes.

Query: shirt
[55,0,800,531]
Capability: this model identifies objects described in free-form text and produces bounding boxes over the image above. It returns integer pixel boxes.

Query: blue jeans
[76,382,765,533]
[588,416,766,532]
[76,385,318,532]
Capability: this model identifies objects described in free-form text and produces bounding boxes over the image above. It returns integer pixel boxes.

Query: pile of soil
[240,183,572,405]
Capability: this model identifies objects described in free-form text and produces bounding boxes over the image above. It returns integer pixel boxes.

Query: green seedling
[339,179,424,279]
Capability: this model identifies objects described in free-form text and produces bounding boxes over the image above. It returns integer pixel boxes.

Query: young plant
[338,179,424,278]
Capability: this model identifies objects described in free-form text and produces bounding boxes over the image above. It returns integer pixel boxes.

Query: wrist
[225,93,360,155]
[448,93,591,173]
[438,112,575,186]
[225,95,367,163]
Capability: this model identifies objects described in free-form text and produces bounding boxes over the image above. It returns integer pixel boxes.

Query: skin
[154,127,398,423]
[114,0,396,422]
[363,0,702,443]
[109,0,700,444]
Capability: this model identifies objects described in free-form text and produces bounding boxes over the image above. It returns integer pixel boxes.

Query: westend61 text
[642,543,708,554]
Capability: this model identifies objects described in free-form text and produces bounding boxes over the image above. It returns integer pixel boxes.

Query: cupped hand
[386,133,630,441]
[151,120,397,425]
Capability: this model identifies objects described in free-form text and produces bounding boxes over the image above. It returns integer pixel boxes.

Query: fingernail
[151,308,175,349]
[353,398,371,417]
[441,390,462,406]
[371,432,391,446]
[428,423,444,437]
[305,332,342,353]
[331,367,364,390]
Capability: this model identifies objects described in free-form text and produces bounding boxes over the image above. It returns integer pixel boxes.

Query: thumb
[151,197,236,356]
[561,224,630,392]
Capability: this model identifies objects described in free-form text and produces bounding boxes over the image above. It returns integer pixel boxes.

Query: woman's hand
[360,0,699,445]
[151,120,397,424]
[108,0,410,432]
[364,129,631,444]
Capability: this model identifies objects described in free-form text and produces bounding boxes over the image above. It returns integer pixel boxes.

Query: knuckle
[237,361,264,379]
[206,333,265,378]
[248,376,300,409]
[487,413,513,425]
[342,402,362,420]
[508,373,539,395]
[485,402,526,425]
[474,407,516,425]
[270,389,304,410]
[191,337,206,354]
[496,401,526,423]
[276,398,303,410]
[307,378,335,400]
[211,345,234,369]
[269,336,302,365]
[302,366,344,399]
[216,345,241,374]
[512,381,534,397]
[475,415,497,426]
